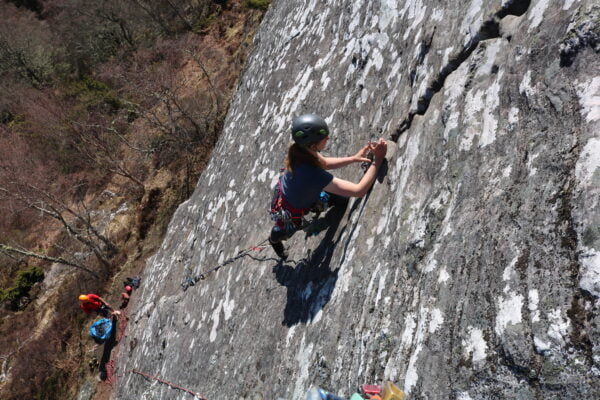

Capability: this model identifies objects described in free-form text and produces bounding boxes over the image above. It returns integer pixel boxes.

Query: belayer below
[79,293,120,317]
[269,114,387,259]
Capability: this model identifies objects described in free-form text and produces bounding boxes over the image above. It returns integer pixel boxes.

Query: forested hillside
[0,0,267,398]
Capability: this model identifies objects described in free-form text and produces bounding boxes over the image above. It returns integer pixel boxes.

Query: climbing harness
[270,177,311,230]
[270,176,330,233]
[181,239,269,291]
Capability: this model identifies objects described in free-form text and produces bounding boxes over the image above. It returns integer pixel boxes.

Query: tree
[0,128,116,277]
[0,2,63,86]
[69,115,148,192]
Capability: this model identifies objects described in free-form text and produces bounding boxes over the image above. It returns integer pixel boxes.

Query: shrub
[0,265,44,310]
[243,0,271,11]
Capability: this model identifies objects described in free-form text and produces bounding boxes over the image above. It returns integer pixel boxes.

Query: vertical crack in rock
[392,0,532,141]
[561,176,596,367]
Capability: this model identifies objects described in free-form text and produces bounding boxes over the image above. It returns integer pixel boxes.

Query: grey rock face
[113,0,600,399]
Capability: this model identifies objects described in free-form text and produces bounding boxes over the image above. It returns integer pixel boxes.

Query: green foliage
[243,0,271,11]
[0,265,44,310]
[73,76,110,93]
[193,12,219,33]
[68,76,123,113]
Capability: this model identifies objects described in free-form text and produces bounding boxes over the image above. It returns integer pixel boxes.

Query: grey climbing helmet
[290,114,330,146]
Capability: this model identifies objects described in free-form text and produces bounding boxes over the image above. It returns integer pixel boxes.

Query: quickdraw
[181,239,269,291]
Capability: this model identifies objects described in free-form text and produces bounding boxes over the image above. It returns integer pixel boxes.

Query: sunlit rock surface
[113,1,600,398]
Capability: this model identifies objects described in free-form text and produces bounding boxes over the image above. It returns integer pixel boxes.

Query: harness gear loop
[270,177,309,229]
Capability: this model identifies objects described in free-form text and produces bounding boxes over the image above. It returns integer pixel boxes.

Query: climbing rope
[102,311,128,385]
[128,368,209,400]
[104,359,117,385]
[181,238,269,290]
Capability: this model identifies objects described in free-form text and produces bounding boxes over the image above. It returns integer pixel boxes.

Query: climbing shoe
[269,239,288,260]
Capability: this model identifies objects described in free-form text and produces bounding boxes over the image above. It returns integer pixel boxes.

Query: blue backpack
[89,318,113,343]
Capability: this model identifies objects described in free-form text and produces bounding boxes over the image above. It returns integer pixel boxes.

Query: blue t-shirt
[280,164,333,209]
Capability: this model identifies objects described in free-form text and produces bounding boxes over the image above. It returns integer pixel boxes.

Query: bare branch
[185,49,221,113]
[0,244,100,279]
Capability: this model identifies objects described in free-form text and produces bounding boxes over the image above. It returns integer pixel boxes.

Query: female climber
[269,113,387,259]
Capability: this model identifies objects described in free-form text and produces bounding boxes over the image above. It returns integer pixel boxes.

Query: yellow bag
[382,382,405,400]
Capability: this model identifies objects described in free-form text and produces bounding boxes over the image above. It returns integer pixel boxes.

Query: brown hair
[285,143,323,173]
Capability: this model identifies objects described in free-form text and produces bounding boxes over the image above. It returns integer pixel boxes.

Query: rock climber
[269,113,387,259]
[119,285,132,309]
[79,293,120,317]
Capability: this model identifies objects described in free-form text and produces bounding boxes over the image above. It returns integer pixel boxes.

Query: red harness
[270,178,308,228]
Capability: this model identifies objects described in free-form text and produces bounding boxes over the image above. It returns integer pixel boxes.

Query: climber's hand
[372,138,387,162]
[353,144,373,163]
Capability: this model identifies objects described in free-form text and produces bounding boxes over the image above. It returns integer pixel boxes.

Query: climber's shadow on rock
[98,315,118,381]
[273,197,351,327]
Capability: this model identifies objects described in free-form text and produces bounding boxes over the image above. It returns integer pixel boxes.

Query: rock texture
[114,0,600,399]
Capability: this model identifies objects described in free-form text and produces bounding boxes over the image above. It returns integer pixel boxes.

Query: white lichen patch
[547,308,570,347]
[460,88,484,151]
[286,325,297,347]
[503,253,519,281]
[400,0,427,41]
[209,302,221,342]
[476,40,502,77]
[378,0,398,29]
[534,336,552,353]
[292,335,314,400]
[457,392,474,400]
[462,327,488,362]
[424,257,438,273]
[438,267,450,283]
[519,70,535,98]
[575,138,600,187]
[508,106,519,125]
[431,8,444,21]
[393,131,422,217]
[375,268,388,308]
[429,308,444,333]
[577,77,600,123]
[495,291,523,334]
[400,313,417,349]
[461,0,484,46]
[528,289,540,323]
[528,0,551,32]
[366,237,374,250]
[223,286,235,321]
[527,150,541,176]
[395,306,442,394]
[480,71,503,147]
[579,247,600,297]
[563,0,579,10]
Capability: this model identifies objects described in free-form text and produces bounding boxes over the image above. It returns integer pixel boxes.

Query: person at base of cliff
[269,113,387,260]
[79,294,120,317]
[119,285,132,309]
